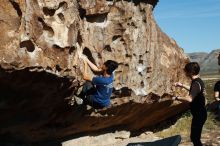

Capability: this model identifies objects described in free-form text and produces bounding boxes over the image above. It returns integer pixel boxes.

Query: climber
[173,62,207,146]
[76,54,118,109]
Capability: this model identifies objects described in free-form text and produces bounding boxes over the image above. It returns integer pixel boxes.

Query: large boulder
[0,0,189,143]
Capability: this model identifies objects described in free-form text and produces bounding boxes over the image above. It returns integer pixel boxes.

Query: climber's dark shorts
[83,95,105,109]
[79,81,105,109]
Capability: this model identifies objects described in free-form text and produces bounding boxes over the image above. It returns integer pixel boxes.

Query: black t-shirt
[189,78,206,116]
[214,81,220,96]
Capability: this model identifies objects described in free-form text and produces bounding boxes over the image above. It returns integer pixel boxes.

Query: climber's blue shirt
[91,74,114,107]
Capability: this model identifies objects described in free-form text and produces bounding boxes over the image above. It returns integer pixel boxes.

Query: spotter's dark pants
[190,109,207,146]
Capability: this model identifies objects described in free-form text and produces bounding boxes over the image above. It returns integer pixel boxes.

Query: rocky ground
[199,128,220,146]
[2,124,220,146]
[61,122,220,146]
[179,128,220,146]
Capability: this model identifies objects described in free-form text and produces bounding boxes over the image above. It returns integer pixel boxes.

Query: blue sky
[154,0,220,53]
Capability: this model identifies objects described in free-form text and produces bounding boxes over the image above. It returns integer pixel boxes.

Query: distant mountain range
[187,49,220,73]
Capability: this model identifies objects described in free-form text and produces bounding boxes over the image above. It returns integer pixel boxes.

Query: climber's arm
[174,82,190,91]
[82,55,102,72]
[83,60,92,81]
[173,95,192,102]
[173,82,200,103]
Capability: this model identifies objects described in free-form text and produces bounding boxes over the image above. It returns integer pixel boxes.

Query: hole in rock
[130,22,137,28]
[43,7,56,16]
[125,54,132,58]
[83,47,96,66]
[98,53,102,59]
[52,44,65,51]
[56,65,62,72]
[78,5,86,19]
[64,69,71,72]
[77,31,83,46]
[112,35,121,41]
[38,17,54,36]
[58,2,68,10]
[20,40,35,52]
[46,66,52,70]
[85,13,108,23]
[125,64,129,67]
[121,38,126,44]
[104,45,112,52]
[147,67,152,73]
[43,2,67,17]
[139,60,143,64]
[9,0,22,17]
[139,72,143,76]
[69,46,76,54]
[113,87,132,98]
[140,81,144,88]
[57,13,65,21]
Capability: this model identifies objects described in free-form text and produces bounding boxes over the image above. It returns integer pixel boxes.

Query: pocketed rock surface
[0,0,190,143]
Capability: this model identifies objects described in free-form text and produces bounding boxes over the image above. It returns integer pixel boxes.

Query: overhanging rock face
[0,0,189,143]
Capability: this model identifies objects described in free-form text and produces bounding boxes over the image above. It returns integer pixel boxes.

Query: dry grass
[204,78,219,100]
[155,113,191,139]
